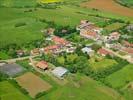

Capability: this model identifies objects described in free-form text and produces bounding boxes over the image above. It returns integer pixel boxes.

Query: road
[0,55,40,63]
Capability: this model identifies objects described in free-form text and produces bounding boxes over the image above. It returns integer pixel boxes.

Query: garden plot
[16,72,52,98]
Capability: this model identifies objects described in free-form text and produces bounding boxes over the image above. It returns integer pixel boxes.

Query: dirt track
[81,0,133,17]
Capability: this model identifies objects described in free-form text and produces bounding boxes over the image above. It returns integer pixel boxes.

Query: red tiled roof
[52,36,69,45]
[123,48,133,54]
[44,45,60,53]
[98,48,112,55]
[111,32,120,36]
[36,61,48,69]
[123,41,133,48]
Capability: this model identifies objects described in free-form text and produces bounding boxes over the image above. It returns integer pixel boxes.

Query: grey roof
[0,63,24,77]
[51,67,68,78]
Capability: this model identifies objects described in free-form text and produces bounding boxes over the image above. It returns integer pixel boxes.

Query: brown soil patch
[81,0,133,17]
[16,72,52,98]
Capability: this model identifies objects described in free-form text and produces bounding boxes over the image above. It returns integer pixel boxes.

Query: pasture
[89,58,118,71]
[104,22,126,31]
[81,0,133,17]
[105,64,133,89]
[0,81,29,100]
[16,72,52,98]
[38,74,124,100]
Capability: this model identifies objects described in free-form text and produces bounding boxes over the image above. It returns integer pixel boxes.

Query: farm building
[51,67,68,79]
[36,61,48,70]
[0,63,24,77]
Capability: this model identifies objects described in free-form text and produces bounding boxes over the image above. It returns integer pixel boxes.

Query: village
[0,19,133,99]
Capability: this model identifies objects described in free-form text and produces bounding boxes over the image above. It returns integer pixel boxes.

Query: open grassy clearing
[104,22,126,31]
[0,81,29,100]
[89,58,118,71]
[16,72,52,98]
[38,74,124,100]
[105,64,133,89]
[81,0,133,17]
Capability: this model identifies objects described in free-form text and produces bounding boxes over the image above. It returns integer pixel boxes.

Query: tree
[57,56,65,65]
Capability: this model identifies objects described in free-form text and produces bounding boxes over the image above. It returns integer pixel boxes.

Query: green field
[0,81,29,100]
[38,74,123,100]
[0,0,37,7]
[104,22,126,31]
[89,58,118,71]
[0,0,133,49]
[105,64,133,89]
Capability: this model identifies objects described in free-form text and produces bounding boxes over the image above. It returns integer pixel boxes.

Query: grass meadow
[0,81,29,100]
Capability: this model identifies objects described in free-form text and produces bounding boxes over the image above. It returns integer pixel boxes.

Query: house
[77,20,102,33]
[66,46,76,53]
[81,47,94,56]
[52,36,69,45]
[31,48,40,56]
[51,67,68,79]
[122,40,133,48]
[109,32,120,41]
[80,29,98,40]
[44,45,60,54]
[122,48,133,55]
[16,50,24,56]
[36,61,48,70]
[47,28,55,35]
[98,48,112,56]
[105,43,121,50]
[77,20,102,40]
[126,24,133,32]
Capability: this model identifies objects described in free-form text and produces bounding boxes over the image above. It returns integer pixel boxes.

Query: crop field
[81,0,133,17]
[105,64,133,89]
[38,74,124,100]
[89,58,118,71]
[0,81,29,100]
[16,72,52,98]
[104,22,126,31]
[37,0,61,3]
[116,0,133,8]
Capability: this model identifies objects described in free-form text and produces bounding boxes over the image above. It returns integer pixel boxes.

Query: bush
[15,22,26,27]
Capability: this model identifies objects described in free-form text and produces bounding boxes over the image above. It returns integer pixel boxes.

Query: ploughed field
[81,0,133,17]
